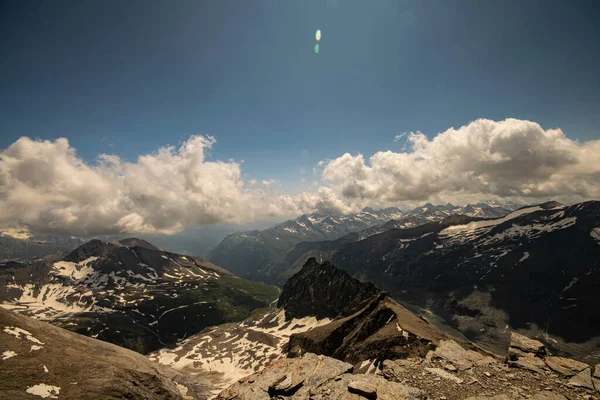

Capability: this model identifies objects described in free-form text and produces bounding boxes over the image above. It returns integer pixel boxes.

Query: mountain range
[210,200,600,363]
[2,256,599,398]
[208,201,521,285]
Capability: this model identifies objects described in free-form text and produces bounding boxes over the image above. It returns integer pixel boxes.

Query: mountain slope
[0,307,214,399]
[329,200,600,362]
[0,239,280,353]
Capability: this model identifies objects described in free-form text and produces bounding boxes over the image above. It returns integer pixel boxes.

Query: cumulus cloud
[0,136,306,236]
[318,118,600,206]
[1,118,598,236]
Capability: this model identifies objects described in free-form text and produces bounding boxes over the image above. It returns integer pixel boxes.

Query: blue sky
[2,0,599,195]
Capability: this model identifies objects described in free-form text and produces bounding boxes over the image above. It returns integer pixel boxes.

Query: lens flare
[314,44,320,53]
[316,29,321,41]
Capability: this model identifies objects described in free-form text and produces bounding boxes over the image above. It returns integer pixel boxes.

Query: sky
[1,0,600,239]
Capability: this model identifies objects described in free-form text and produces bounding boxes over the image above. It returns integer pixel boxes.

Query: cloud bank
[1,118,598,235]
[320,118,600,207]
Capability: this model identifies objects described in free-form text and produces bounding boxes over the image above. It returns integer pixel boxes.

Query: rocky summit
[277,257,380,320]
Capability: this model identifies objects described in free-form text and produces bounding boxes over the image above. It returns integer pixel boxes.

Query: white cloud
[0,136,305,236]
[1,118,598,236]
[317,118,600,207]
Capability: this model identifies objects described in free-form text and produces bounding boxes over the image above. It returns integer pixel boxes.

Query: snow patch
[518,252,530,262]
[52,257,99,281]
[441,206,543,236]
[591,227,600,243]
[1,350,17,360]
[26,384,61,398]
[3,326,44,344]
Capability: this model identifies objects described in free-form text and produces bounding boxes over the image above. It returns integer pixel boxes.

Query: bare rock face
[508,332,546,357]
[431,340,495,371]
[347,380,378,399]
[217,353,425,400]
[593,364,600,393]
[0,307,211,399]
[279,259,494,373]
[318,374,425,400]
[217,353,353,399]
[544,356,588,377]
[530,394,568,400]
[507,332,548,374]
[277,258,380,320]
[568,367,594,390]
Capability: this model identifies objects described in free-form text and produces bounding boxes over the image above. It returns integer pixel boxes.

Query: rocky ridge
[217,259,600,399]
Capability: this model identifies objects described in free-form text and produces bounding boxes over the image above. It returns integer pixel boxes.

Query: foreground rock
[0,307,212,399]
[217,353,425,400]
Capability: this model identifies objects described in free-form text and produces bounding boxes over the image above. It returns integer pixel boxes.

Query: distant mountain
[326,200,600,363]
[0,238,280,353]
[0,230,84,262]
[208,201,521,285]
[0,307,211,399]
[207,207,403,283]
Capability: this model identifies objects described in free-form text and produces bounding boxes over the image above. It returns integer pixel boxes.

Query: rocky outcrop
[287,292,461,365]
[217,353,426,400]
[282,260,489,367]
[277,258,379,320]
[507,332,548,374]
[0,307,212,399]
[544,356,588,377]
